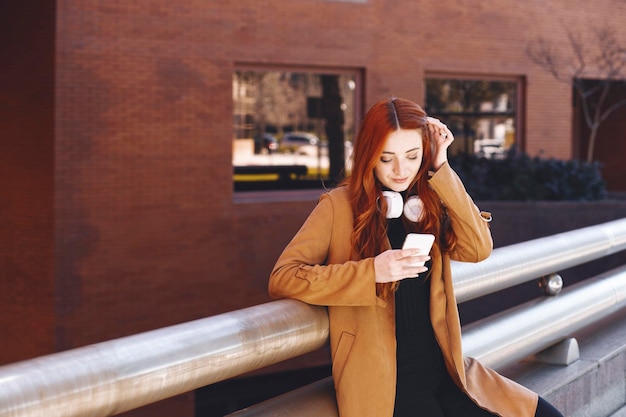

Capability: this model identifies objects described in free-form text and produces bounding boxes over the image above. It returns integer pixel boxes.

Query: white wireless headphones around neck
[381,191,424,222]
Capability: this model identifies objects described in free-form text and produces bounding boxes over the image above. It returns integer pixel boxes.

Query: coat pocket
[332,331,355,387]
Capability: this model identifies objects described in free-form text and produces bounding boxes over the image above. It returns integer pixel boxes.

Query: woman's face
[374,128,424,192]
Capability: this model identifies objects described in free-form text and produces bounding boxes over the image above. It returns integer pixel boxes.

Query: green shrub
[448,148,607,201]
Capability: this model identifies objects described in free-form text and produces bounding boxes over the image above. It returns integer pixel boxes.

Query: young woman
[268,97,564,417]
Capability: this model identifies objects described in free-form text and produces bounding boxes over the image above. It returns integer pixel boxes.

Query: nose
[393,159,404,176]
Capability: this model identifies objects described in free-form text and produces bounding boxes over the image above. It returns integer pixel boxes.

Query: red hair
[346,98,456,299]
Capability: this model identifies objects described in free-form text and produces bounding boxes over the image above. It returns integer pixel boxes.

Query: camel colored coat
[268,163,538,417]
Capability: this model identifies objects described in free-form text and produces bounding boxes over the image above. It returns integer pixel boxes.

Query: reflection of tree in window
[321,75,345,183]
[425,79,517,158]
[232,69,357,191]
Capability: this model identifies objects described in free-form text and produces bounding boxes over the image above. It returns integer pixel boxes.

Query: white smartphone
[402,233,435,265]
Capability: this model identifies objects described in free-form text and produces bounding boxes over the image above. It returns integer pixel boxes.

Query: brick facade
[1,1,625,416]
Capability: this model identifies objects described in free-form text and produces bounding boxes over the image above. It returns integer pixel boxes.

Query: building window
[425,76,522,158]
[233,67,360,192]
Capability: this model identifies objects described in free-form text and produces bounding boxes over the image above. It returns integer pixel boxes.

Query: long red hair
[346,97,456,299]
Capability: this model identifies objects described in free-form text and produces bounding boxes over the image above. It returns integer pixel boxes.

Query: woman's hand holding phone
[374,234,434,283]
[401,233,435,266]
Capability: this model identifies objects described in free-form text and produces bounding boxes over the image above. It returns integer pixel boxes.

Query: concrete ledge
[502,309,626,417]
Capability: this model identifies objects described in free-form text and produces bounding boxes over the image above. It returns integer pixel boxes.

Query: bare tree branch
[526,39,566,81]
[573,80,594,129]
[567,31,587,79]
[526,26,626,163]
[601,97,626,123]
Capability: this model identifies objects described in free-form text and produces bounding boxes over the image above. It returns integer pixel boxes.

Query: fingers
[426,116,441,125]
[399,248,426,258]
[374,249,431,283]
[427,117,453,142]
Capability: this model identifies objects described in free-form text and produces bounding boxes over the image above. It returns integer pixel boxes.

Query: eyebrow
[381,147,421,155]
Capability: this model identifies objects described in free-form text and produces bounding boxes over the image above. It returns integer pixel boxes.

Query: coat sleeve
[428,162,493,263]
[268,191,379,307]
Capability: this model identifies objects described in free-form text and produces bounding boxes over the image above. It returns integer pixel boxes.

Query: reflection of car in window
[280,132,321,155]
[254,133,278,154]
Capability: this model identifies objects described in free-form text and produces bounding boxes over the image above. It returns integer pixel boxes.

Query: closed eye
[380,152,394,163]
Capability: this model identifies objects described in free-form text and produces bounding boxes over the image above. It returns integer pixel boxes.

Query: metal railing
[0,300,328,417]
[1,218,626,417]
[453,218,626,302]
[228,263,626,416]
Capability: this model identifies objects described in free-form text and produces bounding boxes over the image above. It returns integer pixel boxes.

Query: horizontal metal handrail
[453,218,626,302]
[0,300,328,417]
[0,218,625,417]
[228,265,626,416]
[462,264,626,369]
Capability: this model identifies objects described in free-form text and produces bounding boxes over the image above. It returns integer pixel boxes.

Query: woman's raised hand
[427,116,454,170]
[374,249,430,283]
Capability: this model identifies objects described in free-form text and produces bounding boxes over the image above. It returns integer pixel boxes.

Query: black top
[387,216,432,334]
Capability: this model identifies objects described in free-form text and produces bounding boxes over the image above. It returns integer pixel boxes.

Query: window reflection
[425,78,519,158]
[233,69,358,191]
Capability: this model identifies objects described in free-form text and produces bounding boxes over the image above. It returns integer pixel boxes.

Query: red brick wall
[0,0,56,362]
[2,1,625,416]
